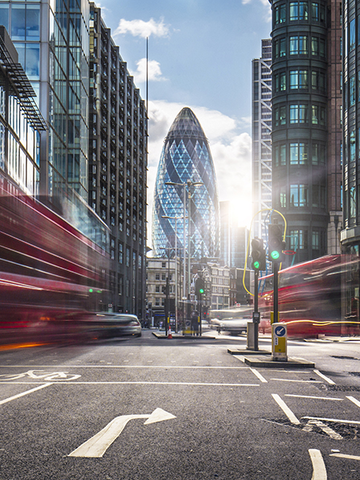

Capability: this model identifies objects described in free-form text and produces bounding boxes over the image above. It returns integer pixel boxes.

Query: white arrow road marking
[313,369,335,385]
[302,420,343,440]
[68,408,176,458]
[309,449,327,480]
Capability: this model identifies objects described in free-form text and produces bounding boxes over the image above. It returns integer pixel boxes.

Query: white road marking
[303,420,342,440]
[270,378,322,383]
[330,453,360,461]
[309,449,327,479]
[0,381,260,387]
[347,396,360,409]
[284,394,343,402]
[0,365,249,369]
[69,408,176,458]
[250,368,268,383]
[313,369,335,385]
[0,383,52,405]
[303,416,360,425]
[271,394,300,425]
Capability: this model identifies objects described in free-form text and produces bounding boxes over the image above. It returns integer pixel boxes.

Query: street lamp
[162,215,187,333]
[186,180,203,299]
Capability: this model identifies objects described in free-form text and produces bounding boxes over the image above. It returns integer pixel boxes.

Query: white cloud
[130,58,167,85]
[114,18,170,38]
[146,100,253,249]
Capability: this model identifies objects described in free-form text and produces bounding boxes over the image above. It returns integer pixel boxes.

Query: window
[290,184,308,206]
[311,37,325,57]
[350,18,356,51]
[155,274,160,280]
[275,4,286,24]
[311,2,319,21]
[290,35,308,55]
[311,105,325,125]
[280,186,287,207]
[275,72,286,92]
[275,38,286,58]
[312,71,326,91]
[290,2,308,20]
[290,104,308,123]
[290,70,308,89]
[290,143,308,164]
[312,231,319,249]
[312,143,326,165]
[350,74,356,106]
[275,106,286,126]
[155,285,160,293]
[290,229,308,249]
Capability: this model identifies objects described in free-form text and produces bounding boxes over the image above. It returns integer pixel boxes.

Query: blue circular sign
[274,325,286,337]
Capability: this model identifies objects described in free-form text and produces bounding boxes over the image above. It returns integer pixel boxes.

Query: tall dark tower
[270,0,335,264]
[152,107,219,260]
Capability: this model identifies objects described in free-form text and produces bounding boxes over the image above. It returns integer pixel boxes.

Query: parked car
[216,317,251,335]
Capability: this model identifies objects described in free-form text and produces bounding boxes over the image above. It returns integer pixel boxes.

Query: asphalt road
[0,330,360,479]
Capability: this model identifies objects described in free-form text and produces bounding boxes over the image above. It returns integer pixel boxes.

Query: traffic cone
[168,325,173,339]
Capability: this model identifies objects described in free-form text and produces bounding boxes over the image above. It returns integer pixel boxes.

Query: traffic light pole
[273,261,279,324]
[254,269,259,351]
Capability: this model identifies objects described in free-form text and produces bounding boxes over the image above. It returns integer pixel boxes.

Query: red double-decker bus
[257,255,360,338]
[0,177,109,344]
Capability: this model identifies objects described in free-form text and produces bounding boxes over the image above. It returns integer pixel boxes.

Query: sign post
[272,323,287,361]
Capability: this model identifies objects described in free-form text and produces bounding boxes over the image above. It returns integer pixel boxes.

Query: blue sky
[97,0,272,240]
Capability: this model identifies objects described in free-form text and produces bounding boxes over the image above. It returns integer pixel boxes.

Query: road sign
[272,323,287,361]
[274,325,286,337]
[68,408,176,458]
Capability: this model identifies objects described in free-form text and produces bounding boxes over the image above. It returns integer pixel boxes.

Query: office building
[269,0,343,265]
[152,107,219,263]
[88,5,147,316]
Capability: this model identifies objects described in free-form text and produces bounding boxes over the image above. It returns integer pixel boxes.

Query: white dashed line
[313,369,335,385]
[271,394,300,425]
[284,394,343,401]
[250,368,268,383]
[330,453,360,461]
[346,396,360,409]
[270,378,322,383]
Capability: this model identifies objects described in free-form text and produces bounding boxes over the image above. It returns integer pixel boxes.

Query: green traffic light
[89,288,93,293]
[253,261,260,269]
[271,250,280,260]
[199,288,204,294]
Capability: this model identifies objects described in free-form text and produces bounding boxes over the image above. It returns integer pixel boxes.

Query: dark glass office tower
[152,107,219,260]
[270,0,342,264]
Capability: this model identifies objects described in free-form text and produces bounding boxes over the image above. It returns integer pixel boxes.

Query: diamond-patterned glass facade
[152,107,219,259]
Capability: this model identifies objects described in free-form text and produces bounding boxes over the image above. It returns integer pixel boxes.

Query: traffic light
[268,224,285,263]
[251,237,266,271]
[195,277,205,297]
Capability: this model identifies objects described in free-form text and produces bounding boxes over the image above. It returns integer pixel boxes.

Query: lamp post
[162,215,186,333]
[164,180,203,318]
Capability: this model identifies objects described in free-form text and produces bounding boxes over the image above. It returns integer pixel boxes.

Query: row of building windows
[274,142,326,166]
[277,183,326,208]
[287,229,326,250]
[274,2,325,25]
[274,70,326,92]
[274,35,326,58]
[274,104,326,126]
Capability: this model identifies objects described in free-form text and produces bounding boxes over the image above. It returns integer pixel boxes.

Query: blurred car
[91,313,142,338]
[216,317,251,335]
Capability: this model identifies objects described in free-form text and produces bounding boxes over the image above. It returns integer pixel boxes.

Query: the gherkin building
[152,107,219,259]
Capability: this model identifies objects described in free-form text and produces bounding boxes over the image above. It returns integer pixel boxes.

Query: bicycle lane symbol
[0,370,81,381]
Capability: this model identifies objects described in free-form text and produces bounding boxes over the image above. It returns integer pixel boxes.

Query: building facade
[152,107,220,264]
[252,39,272,240]
[269,0,343,265]
[0,26,45,193]
[1,1,148,318]
[88,5,147,317]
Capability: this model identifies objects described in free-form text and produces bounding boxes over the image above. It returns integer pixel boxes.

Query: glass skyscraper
[152,107,219,260]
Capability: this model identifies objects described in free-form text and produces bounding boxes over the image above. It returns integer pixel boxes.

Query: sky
[96,0,272,247]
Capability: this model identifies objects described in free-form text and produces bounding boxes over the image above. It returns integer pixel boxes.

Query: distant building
[220,201,248,268]
[152,107,220,262]
[252,39,272,241]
